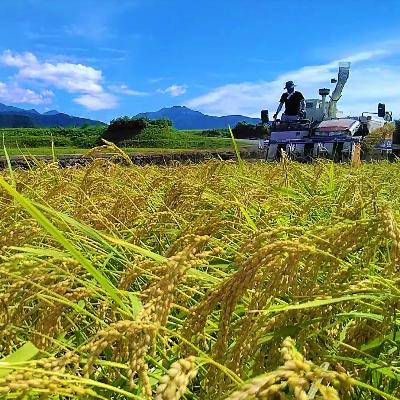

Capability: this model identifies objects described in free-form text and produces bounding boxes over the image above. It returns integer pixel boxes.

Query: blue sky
[0,0,399,122]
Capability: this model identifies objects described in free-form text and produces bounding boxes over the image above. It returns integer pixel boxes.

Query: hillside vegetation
[0,117,256,152]
[0,126,104,148]
[0,158,399,399]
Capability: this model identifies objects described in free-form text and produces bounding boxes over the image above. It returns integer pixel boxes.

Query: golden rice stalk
[155,356,197,400]
[351,143,361,168]
[0,369,89,397]
[84,139,134,166]
[222,337,352,400]
[81,320,157,386]
[140,235,210,326]
[380,206,400,274]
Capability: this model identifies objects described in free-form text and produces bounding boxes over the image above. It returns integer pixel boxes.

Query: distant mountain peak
[135,105,260,130]
[171,105,190,110]
[0,103,105,128]
[43,110,60,116]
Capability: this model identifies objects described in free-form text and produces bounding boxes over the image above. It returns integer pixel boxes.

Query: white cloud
[64,24,109,40]
[0,51,38,68]
[345,49,390,63]
[0,50,103,94]
[74,92,118,111]
[0,50,117,110]
[157,84,187,97]
[149,77,166,83]
[186,49,400,118]
[0,82,53,105]
[109,84,148,96]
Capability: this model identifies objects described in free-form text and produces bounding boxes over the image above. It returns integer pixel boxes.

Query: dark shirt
[279,91,304,116]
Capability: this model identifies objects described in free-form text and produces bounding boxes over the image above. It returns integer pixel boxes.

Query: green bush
[194,129,230,138]
[101,117,174,143]
[232,122,268,139]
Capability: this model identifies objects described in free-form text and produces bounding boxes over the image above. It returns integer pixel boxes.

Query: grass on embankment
[0,140,255,157]
[0,126,255,157]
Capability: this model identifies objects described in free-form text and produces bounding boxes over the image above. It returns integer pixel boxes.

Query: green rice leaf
[0,342,40,378]
[0,176,131,315]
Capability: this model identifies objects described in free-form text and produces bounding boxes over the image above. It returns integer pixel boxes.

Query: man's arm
[273,103,283,119]
[297,92,306,117]
[300,99,305,114]
[273,93,286,119]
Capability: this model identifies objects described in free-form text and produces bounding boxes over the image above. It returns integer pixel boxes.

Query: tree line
[102,116,268,143]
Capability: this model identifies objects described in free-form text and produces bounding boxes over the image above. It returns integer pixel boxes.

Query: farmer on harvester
[273,81,305,121]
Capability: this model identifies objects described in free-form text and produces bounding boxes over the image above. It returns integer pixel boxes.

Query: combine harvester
[259,62,394,162]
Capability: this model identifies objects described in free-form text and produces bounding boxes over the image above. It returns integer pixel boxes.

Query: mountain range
[0,103,105,128]
[0,103,260,130]
[135,106,260,129]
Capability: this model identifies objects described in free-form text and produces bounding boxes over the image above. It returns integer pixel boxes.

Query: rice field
[0,156,399,399]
